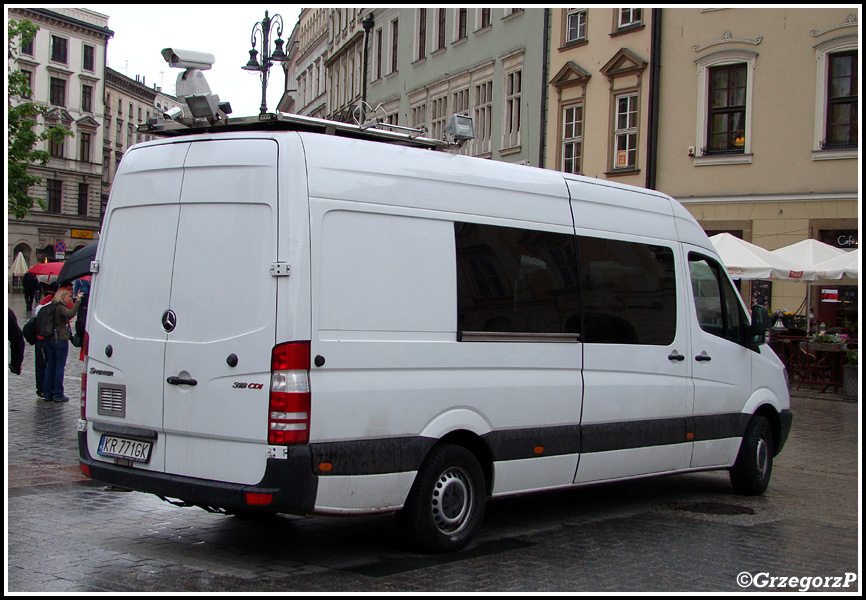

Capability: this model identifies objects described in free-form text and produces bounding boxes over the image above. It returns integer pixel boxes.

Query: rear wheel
[730,415,774,495]
[398,443,486,553]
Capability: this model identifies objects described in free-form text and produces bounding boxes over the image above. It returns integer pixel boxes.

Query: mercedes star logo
[162,310,177,332]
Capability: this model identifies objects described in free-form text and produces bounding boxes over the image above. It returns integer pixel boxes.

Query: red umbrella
[27,262,64,284]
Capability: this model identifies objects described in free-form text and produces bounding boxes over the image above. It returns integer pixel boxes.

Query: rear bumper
[78,430,318,514]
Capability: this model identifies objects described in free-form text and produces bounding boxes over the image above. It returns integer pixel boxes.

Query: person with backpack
[32,290,55,399]
[41,286,84,403]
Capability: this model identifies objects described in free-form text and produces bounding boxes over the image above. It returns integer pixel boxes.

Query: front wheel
[398,443,487,553]
[730,415,774,495]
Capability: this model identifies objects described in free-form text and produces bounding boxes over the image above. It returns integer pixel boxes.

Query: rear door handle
[668,351,685,361]
[695,351,712,362]
[167,376,198,386]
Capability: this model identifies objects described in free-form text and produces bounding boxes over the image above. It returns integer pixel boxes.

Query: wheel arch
[437,429,495,496]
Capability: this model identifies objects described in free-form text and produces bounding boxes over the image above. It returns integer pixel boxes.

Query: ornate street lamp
[242,10,289,116]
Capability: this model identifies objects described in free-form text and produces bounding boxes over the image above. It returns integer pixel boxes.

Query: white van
[78,115,792,553]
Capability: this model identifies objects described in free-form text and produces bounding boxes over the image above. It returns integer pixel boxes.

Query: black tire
[398,443,487,553]
[730,415,774,495]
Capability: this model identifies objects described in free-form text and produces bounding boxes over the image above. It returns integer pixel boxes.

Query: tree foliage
[8,19,74,219]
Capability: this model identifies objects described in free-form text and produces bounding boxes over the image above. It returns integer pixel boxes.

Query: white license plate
[97,435,153,463]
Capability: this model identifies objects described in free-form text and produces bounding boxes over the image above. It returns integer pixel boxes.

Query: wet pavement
[6,292,861,592]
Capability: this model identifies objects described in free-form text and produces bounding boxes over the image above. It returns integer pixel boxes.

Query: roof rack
[138,112,459,151]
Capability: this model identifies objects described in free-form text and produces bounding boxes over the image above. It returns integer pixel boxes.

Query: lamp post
[242,10,288,115]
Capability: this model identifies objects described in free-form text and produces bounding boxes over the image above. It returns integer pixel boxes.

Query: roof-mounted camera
[161,48,215,71]
[161,47,227,124]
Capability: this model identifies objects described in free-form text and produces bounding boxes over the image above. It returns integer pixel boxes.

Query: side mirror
[749,305,770,345]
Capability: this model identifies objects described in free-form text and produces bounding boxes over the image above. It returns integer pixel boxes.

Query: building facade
[8,7,113,265]
[545,7,656,186]
[543,7,858,327]
[654,8,858,327]
[102,68,182,211]
[365,8,546,165]
[280,8,329,118]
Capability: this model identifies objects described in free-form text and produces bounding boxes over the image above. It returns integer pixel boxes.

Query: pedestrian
[9,308,25,375]
[42,286,84,403]
[72,277,91,355]
[22,271,38,314]
[32,289,56,399]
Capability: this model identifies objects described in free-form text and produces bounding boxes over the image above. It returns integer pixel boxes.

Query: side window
[455,222,580,339]
[578,237,677,345]
[689,254,747,344]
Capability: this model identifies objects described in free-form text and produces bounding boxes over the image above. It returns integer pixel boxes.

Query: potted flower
[843,350,858,401]
[809,331,848,351]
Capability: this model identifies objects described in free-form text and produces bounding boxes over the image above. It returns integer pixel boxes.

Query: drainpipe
[646,8,662,190]
[539,8,550,168]
[361,12,374,122]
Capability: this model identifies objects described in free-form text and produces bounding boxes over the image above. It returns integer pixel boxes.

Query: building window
[47,180,62,213]
[705,64,747,155]
[411,103,426,129]
[452,87,469,116]
[436,8,447,51]
[116,119,123,145]
[20,69,32,99]
[566,8,587,44]
[503,69,522,149]
[78,183,88,216]
[51,35,68,63]
[473,80,493,155]
[617,8,642,29]
[614,93,638,169]
[79,132,91,163]
[83,44,94,71]
[49,135,64,158]
[49,77,66,107]
[21,34,34,56]
[823,51,858,149]
[390,19,399,73]
[417,8,427,61]
[479,8,491,30]
[375,28,383,80]
[562,105,583,174]
[694,51,755,164]
[430,96,448,140]
[457,8,468,41]
[82,84,93,113]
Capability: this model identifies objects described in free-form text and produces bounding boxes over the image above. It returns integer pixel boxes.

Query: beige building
[545,8,656,186]
[545,8,858,328]
[8,7,113,264]
[655,8,858,328]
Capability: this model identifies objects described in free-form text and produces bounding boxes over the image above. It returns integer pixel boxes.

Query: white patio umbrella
[9,252,29,276]
[771,240,851,335]
[771,239,846,280]
[810,249,859,280]
[709,233,805,281]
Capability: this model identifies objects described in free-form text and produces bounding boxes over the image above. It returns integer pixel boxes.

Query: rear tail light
[268,341,311,445]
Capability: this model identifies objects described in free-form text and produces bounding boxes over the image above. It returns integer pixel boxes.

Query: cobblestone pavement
[6,292,861,593]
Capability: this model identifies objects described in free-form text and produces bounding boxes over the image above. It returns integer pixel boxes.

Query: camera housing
[161,48,215,71]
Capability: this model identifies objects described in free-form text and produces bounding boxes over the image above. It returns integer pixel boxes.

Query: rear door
[161,139,279,484]
[87,142,190,474]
